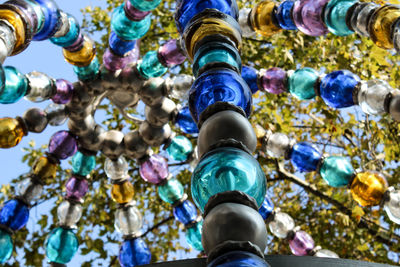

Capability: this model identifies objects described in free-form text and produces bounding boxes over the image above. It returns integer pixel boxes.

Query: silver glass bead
[139,77,167,106]
[145,98,177,127]
[52,11,70,38]
[384,187,400,225]
[45,103,67,126]
[22,107,48,133]
[105,156,129,180]
[314,249,339,258]
[0,38,8,64]
[139,121,172,147]
[0,19,16,57]
[352,2,379,37]
[268,211,295,238]
[393,19,400,53]
[166,74,194,100]
[68,115,96,137]
[389,90,400,122]
[358,80,392,115]
[24,71,55,102]
[17,178,43,203]
[266,132,291,158]
[115,204,143,236]
[101,130,125,160]
[57,200,83,228]
[78,124,105,152]
[124,130,149,159]
[239,8,256,38]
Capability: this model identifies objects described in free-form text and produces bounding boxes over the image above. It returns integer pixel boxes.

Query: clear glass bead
[0,20,16,57]
[168,74,194,100]
[115,205,143,236]
[239,8,256,38]
[269,211,295,238]
[45,103,67,126]
[354,3,379,37]
[105,156,129,180]
[57,200,83,227]
[266,133,291,158]
[17,178,43,203]
[357,80,392,115]
[384,188,400,225]
[24,71,55,102]
[315,249,339,258]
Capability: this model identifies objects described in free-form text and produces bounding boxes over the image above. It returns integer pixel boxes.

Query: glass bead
[0,66,28,104]
[357,80,392,116]
[119,238,151,267]
[0,117,26,148]
[191,147,266,212]
[315,249,339,258]
[0,8,25,55]
[368,5,400,49]
[293,0,329,36]
[138,51,168,79]
[44,103,67,126]
[250,0,281,37]
[45,227,78,264]
[289,230,314,256]
[111,180,135,204]
[125,0,150,21]
[158,177,184,204]
[48,131,77,160]
[65,177,89,201]
[175,0,239,34]
[73,57,100,81]
[115,205,143,236]
[71,151,96,176]
[0,199,29,230]
[350,171,388,207]
[167,136,193,162]
[17,178,43,203]
[25,0,45,33]
[268,211,294,238]
[242,66,259,94]
[320,156,354,187]
[288,68,319,100]
[158,39,186,67]
[320,70,360,108]
[129,0,161,11]
[266,132,291,158]
[176,106,198,134]
[384,188,400,224]
[139,155,169,184]
[52,79,73,104]
[173,200,198,225]
[105,156,129,180]
[0,21,16,59]
[186,220,203,251]
[32,156,57,181]
[239,8,256,38]
[189,68,252,122]
[290,142,322,172]
[276,1,297,30]
[393,19,400,53]
[50,14,80,47]
[24,71,55,103]
[260,67,287,94]
[351,2,378,37]
[111,4,151,41]
[0,229,12,263]
[259,196,274,220]
[168,74,194,100]
[33,0,60,41]
[323,0,357,36]
[109,31,136,56]
[64,32,84,52]
[51,11,69,38]
[208,251,269,267]
[57,200,82,227]
[103,48,135,72]
[63,35,96,67]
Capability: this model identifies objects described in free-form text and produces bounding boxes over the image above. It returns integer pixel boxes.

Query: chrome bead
[101,130,125,159]
[139,121,172,147]
[24,71,55,103]
[68,115,96,137]
[22,107,48,133]
[139,77,167,106]
[144,98,177,127]
[45,103,67,126]
[124,130,149,159]
[77,124,105,152]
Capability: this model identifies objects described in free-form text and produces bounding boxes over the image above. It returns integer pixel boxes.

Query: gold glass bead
[250,0,281,38]
[32,156,58,182]
[0,8,25,55]
[350,171,388,207]
[62,35,96,67]
[111,180,134,204]
[0,117,26,148]
[368,5,400,49]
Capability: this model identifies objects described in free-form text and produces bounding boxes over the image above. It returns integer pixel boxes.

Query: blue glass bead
[0,229,12,263]
[50,14,80,47]
[129,0,162,11]
[259,196,274,220]
[25,0,45,33]
[290,142,322,172]
[191,147,266,212]
[175,0,239,34]
[0,66,28,104]
[119,238,151,267]
[320,70,360,108]
[167,136,193,161]
[176,107,199,134]
[208,251,270,267]
[109,31,136,56]
[71,151,96,176]
[33,0,60,41]
[288,68,319,100]
[45,227,79,264]
[242,66,259,94]
[189,68,252,122]
[0,199,29,231]
[111,4,151,41]
[138,51,168,79]
[276,1,297,30]
[73,57,100,81]
[186,220,203,251]
[320,156,354,187]
[173,200,198,225]
[158,178,184,204]
[323,0,356,36]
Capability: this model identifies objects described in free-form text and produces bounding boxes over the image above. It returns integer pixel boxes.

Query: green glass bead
[186,220,203,251]
[73,57,100,81]
[45,227,79,264]
[71,151,96,176]
[320,156,354,187]
[288,68,318,100]
[324,0,357,36]
[167,136,193,161]
[0,229,12,263]
[158,178,184,204]
[0,66,28,104]
[138,51,168,79]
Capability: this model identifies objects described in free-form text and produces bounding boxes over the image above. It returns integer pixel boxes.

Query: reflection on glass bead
[368,5,400,49]
[323,0,357,36]
[73,57,100,81]
[351,2,378,37]
[45,227,78,264]
[0,66,28,104]
[259,196,274,220]
[48,130,77,160]
[32,156,57,181]
[293,0,329,36]
[17,178,43,203]
[71,151,96,176]
[239,8,256,38]
[357,80,392,115]
[45,103,67,126]
[250,0,281,37]
[289,230,314,256]
[350,171,388,207]
[138,51,168,78]
[191,147,266,212]
[276,1,297,30]
[66,177,89,201]
[158,177,184,204]
[169,74,194,100]
[0,21,16,59]
[290,142,321,172]
[115,205,143,236]
[0,229,12,263]
[25,0,45,33]
[139,155,169,184]
[269,211,294,238]
[0,199,29,231]
[0,8,26,55]
[384,188,400,224]
[266,132,291,158]
[109,31,136,56]
[51,11,69,38]
[105,156,129,180]
[176,106,198,134]
[260,67,287,94]
[320,156,354,187]
[315,249,339,258]
[208,251,269,267]
[129,0,161,11]
[63,35,96,67]
[33,0,60,41]
[167,136,193,161]
[57,200,82,227]
[24,71,55,102]
[186,220,203,251]
[173,200,197,225]
[119,238,151,267]
[112,180,135,204]
[242,66,259,94]
[288,68,319,100]
[0,117,26,148]
[50,14,80,47]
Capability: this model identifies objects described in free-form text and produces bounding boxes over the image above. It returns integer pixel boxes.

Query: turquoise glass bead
[71,151,96,176]
[323,0,356,36]
[129,0,162,11]
[0,229,12,263]
[73,57,100,81]
[194,49,240,77]
[138,51,168,78]
[45,227,79,264]
[288,68,318,100]
[111,4,151,41]
[167,136,193,161]
[50,14,80,47]
[158,178,184,204]
[191,147,266,212]
[320,156,354,187]
[186,220,203,251]
[0,66,28,104]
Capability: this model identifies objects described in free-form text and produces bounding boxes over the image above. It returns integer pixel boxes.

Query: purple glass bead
[261,67,287,94]
[66,177,89,201]
[293,0,329,36]
[139,154,169,184]
[125,0,151,21]
[289,230,315,256]
[103,48,136,72]
[48,130,77,160]
[64,33,84,52]
[52,79,73,104]
[158,39,186,67]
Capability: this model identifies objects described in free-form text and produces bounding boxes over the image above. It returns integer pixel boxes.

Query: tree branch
[139,215,175,238]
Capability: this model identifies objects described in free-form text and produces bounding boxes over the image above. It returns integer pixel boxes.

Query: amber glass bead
[0,117,26,148]
[63,36,96,67]
[350,171,388,207]
[0,8,25,55]
[32,156,58,182]
[111,180,134,204]
[368,5,400,49]
[250,0,281,37]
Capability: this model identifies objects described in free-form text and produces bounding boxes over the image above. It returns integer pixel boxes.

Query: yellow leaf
[357,243,369,252]
[352,206,365,222]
